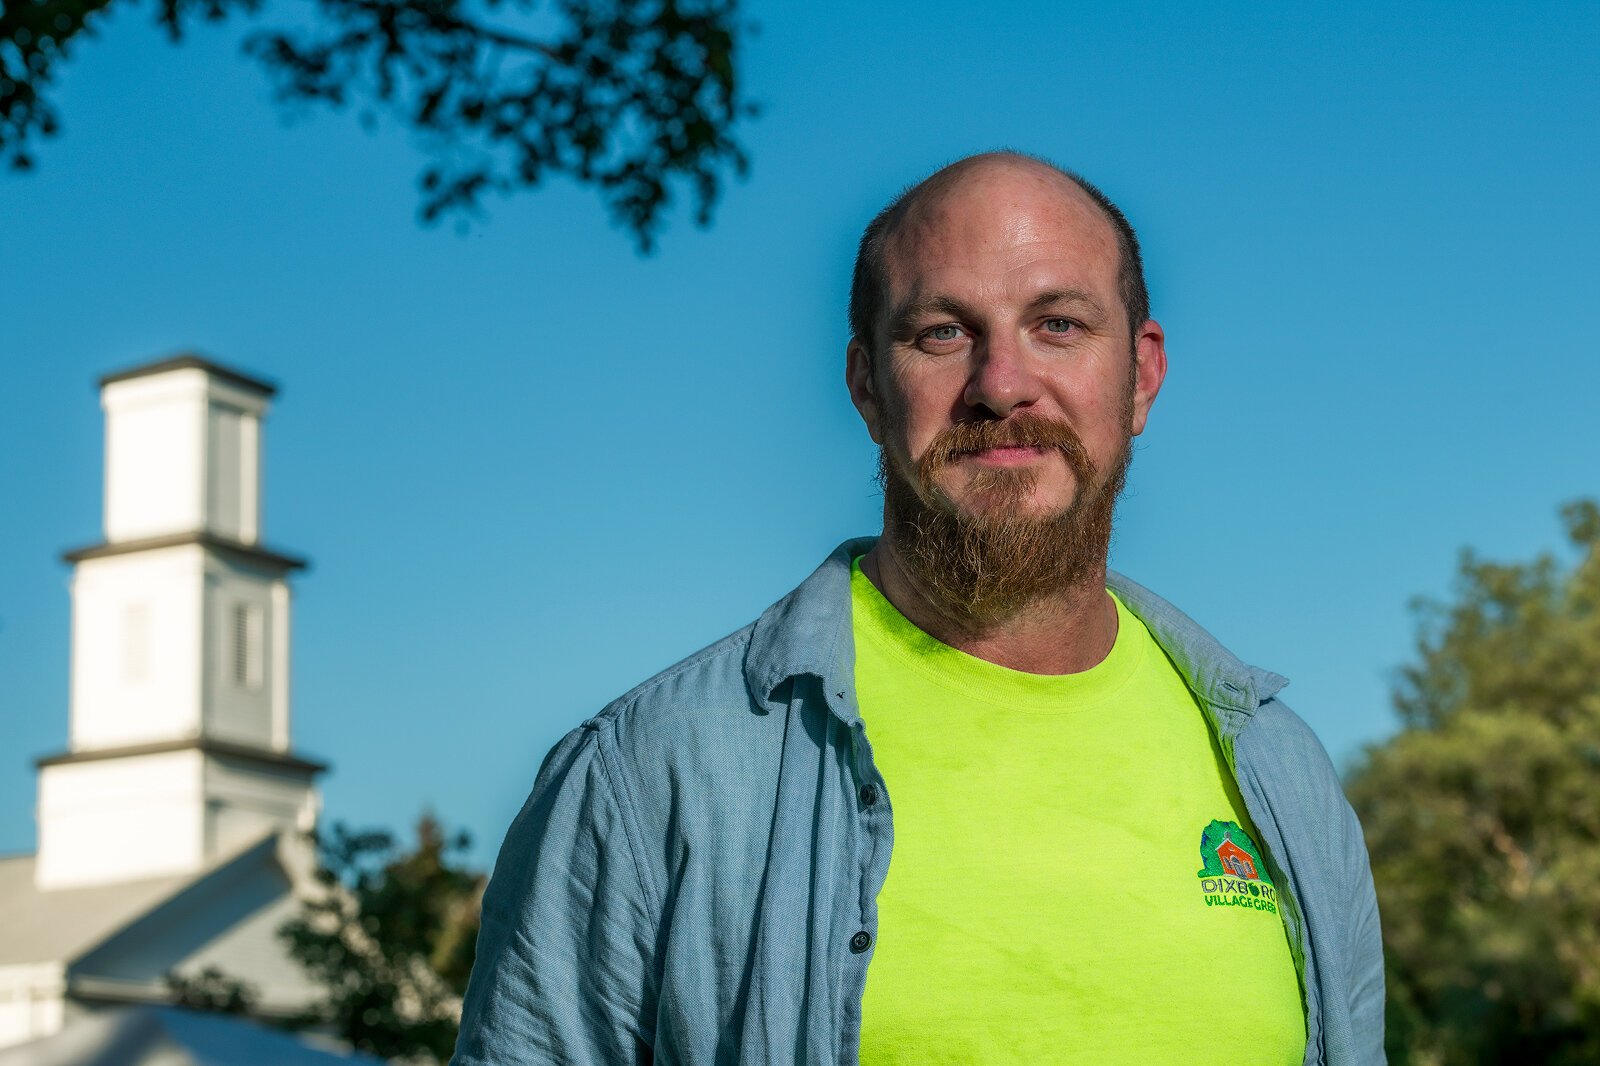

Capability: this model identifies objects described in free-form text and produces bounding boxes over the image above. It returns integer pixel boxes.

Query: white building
[0,354,328,1048]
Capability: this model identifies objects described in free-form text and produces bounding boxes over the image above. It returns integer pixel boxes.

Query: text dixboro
[1200,875,1278,913]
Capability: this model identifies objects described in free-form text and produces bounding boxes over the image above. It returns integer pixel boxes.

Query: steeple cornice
[99,353,278,398]
[61,532,309,573]
[35,737,327,776]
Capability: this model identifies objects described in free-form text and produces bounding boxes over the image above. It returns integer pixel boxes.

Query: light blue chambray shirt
[452,539,1386,1065]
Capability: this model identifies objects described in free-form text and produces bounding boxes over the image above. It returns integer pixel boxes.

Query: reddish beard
[879,410,1131,631]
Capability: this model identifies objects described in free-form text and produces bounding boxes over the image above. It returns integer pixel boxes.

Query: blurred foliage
[1346,499,1600,1065]
[279,813,485,1062]
[0,0,752,248]
[167,964,260,1015]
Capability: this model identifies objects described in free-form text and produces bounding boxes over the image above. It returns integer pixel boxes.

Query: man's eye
[1043,318,1077,334]
[927,325,963,342]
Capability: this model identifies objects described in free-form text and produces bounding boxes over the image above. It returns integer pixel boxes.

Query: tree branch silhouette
[0,0,754,249]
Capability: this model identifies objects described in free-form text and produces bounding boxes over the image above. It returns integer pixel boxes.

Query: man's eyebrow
[1026,288,1108,316]
[885,294,975,340]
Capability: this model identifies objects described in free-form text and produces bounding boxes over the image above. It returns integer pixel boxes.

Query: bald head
[848,152,1149,360]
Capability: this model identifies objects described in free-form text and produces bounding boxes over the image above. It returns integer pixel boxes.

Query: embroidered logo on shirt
[1196,820,1279,914]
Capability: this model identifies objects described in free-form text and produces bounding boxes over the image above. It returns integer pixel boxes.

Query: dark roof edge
[99,353,278,397]
[37,737,329,776]
[62,531,308,572]
[65,981,310,1020]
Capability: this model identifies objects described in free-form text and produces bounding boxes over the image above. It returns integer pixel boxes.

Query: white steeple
[35,354,323,891]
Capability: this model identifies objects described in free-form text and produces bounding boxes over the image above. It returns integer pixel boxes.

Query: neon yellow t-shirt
[852,558,1305,1064]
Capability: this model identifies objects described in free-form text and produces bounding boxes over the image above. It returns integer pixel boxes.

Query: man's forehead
[882,161,1120,295]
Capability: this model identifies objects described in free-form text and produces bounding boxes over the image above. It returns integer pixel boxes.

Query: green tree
[1346,500,1600,1065]
[280,813,486,1062]
[0,0,752,249]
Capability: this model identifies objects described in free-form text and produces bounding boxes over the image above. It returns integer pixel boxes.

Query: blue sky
[3,1,1597,864]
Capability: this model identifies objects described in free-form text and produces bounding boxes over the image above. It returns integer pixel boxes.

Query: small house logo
[1216,837,1258,880]
[1196,820,1279,914]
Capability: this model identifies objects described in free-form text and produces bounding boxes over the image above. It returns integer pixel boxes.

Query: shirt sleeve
[451,722,658,1065]
[1342,796,1387,1064]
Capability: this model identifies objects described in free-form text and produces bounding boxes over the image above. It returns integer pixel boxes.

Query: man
[452,152,1385,1065]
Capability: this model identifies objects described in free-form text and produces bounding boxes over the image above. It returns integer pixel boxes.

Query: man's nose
[963,332,1042,417]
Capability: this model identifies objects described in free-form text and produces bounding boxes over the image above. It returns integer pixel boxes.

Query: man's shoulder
[581,539,865,752]
[1248,692,1330,744]
[1110,569,1346,791]
[1109,569,1291,715]
[584,619,764,746]
[1235,688,1350,797]
[550,615,800,867]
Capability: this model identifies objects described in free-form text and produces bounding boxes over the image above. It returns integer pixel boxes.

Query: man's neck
[859,538,1120,676]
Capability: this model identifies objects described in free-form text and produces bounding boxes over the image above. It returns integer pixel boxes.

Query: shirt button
[849,931,872,954]
[858,783,878,807]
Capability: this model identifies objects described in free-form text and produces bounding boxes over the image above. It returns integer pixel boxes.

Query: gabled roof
[0,833,301,970]
[0,856,193,969]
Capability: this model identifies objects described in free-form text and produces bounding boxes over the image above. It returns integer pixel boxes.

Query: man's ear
[1130,319,1168,437]
[846,338,885,445]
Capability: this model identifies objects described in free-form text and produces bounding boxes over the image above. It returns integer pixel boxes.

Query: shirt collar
[744,537,873,723]
[743,537,1287,729]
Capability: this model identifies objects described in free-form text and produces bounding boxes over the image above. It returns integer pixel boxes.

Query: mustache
[915,412,1096,489]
